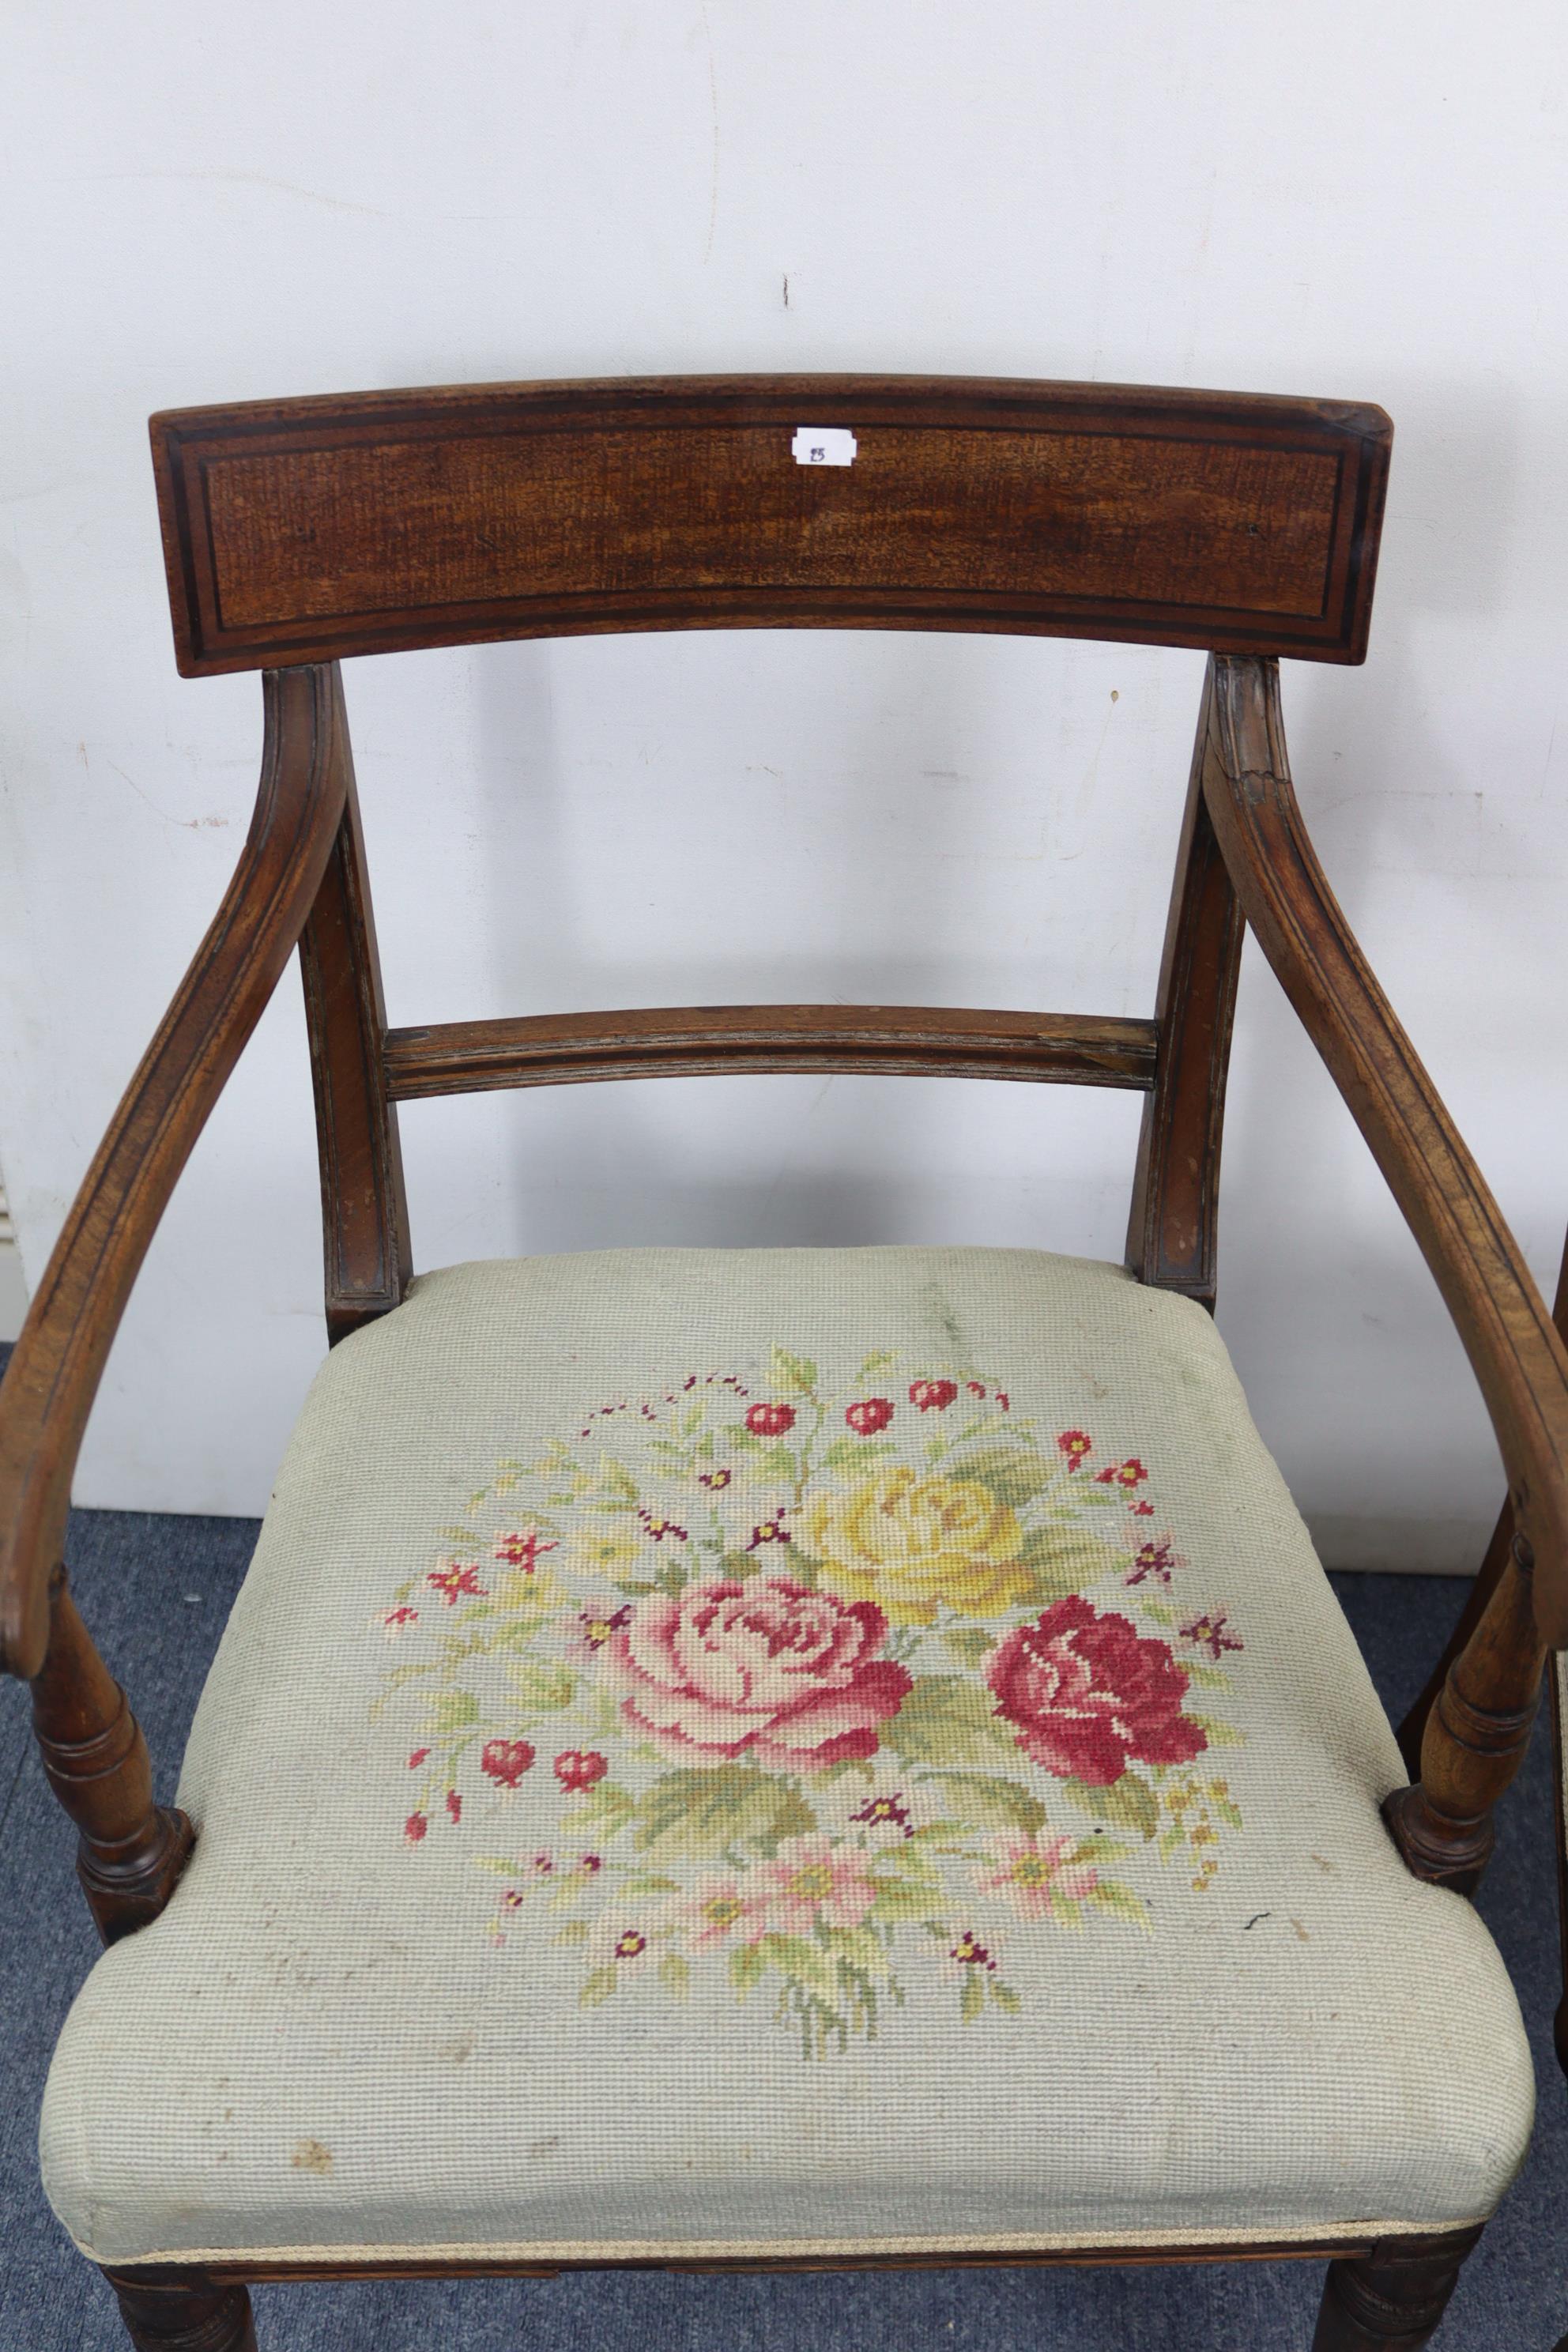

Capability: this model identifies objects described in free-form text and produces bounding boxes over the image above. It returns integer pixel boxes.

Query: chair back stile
[149,375,1388,1336]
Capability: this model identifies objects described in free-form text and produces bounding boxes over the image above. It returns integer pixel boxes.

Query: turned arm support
[0,665,348,1684]
[1204,652,1568,1886]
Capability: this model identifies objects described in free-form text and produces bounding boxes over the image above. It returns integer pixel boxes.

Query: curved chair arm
[1204,654,1568,1645]
[0,664,349,1679]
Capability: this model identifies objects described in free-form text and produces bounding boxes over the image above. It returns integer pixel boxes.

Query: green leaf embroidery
[1089,1881,1154,1932]
[940,1625,997,1666]
[768,1348,819,1394]
[959,1969,987,2023]
[579,1966,619,2008]
[949,1445,1054,1510]
[880,1675,1018,1766]
[633,1765,814,1861]
[658,1951,692,1998]
[921,1769,1048,1835]
[427,1690,481,1734]
[1059,1772,1159,1840]
[507,1660,576,1711]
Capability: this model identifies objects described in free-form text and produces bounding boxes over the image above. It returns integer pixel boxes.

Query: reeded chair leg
[103,2268,256,2350]
[1313,2226,1483,2349]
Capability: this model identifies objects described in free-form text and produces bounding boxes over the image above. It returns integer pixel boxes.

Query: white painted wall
[2,2,1566,1567]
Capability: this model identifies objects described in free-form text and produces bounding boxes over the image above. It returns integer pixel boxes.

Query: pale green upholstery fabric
[41,1248,1532,2266]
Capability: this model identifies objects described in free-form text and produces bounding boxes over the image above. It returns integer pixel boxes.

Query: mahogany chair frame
[3,374,1566,2352]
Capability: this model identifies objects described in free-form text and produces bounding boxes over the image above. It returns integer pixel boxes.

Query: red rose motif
[598,1574,912,1770]
[481,1738,536,1789]
[986,1595,1206,1786]
[554,1748,609,1792]
[846,1396,895,1435]
[745,1401,796,1437]
[909,1379,959,1412]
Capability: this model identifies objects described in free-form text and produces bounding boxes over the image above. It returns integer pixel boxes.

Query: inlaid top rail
[150,374,1392,673]
[382,1004,1160,1102]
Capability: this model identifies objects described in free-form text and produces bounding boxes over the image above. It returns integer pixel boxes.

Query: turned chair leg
[1313,2226,1483,2349]
[103,2269,255,2350]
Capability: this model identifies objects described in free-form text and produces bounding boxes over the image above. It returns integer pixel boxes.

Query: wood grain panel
[383,1003,1159,1100]
[151,375,1391,673]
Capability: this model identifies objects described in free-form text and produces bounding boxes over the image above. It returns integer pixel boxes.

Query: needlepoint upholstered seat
[5,376,1567,2352]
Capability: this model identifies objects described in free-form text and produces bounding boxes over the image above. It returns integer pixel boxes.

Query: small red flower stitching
[851,1792,914,1836]
[404,1811,428,1844]
[428,1563,487,1606]
[383,1605,419,1635]
[745,1401,796,1437]
[579,1852,604,1874]
[493,1528,559,1573]
[746,1512,792,1551]
[481,1738,536,1788]
[1130,1501,1155,1517]
[1126,1540,1176,1588]
[577,1604,631,1650]
[1095,1457,1148,1491]
[408,1747,430,1769]
[699,1467,732,1489]
[554,1748,609,1792]
[1180,1609,1243,1662]
[446,1789,462,1824]
[1057,1430,1093,1468]
[500,1888,526,1912]
[967,1381,986,1398]
[637,1509,688,1542]
[845,1396,895,1435]
[612,1928,648,1961]
[949,1929,997,1971]
[909,1378,959,1412]
[995,1392,1009,1412]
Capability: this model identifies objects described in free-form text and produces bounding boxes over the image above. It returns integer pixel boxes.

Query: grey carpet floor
[1,1419,1562,2344]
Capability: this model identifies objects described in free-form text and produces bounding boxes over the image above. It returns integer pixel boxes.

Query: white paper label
[792,426,858,467]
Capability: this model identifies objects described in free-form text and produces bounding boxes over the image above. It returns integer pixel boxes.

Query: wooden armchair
[4,375,1566,2352]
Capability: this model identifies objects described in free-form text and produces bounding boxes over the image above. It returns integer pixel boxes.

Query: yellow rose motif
[802,1466,1033,1624]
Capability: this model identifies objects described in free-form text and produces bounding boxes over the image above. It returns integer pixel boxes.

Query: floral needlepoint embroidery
[850,1792,914,1838]
[949,1928,997,1971]
[745,1401,796,1437]
[745,1512,792,1551]
[428,1563,487,1606]
[1180,1608,1244,1662]
[375,1354,1246,2056]
[481,1738,535,1788]
[909,1378,959,1412]
[493,1528,558,1572]
[1127,1539,1177,1588]
[987,1596,1207,1786]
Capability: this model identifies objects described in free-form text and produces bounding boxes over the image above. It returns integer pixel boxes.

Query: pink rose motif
[745,1401,796,1437]
[986,1595,1207,1787]
[597,1574,912,1770]
[846,1396,895,1435]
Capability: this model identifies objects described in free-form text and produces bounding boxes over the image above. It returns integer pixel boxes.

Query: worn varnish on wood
[151,375,1391,673]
